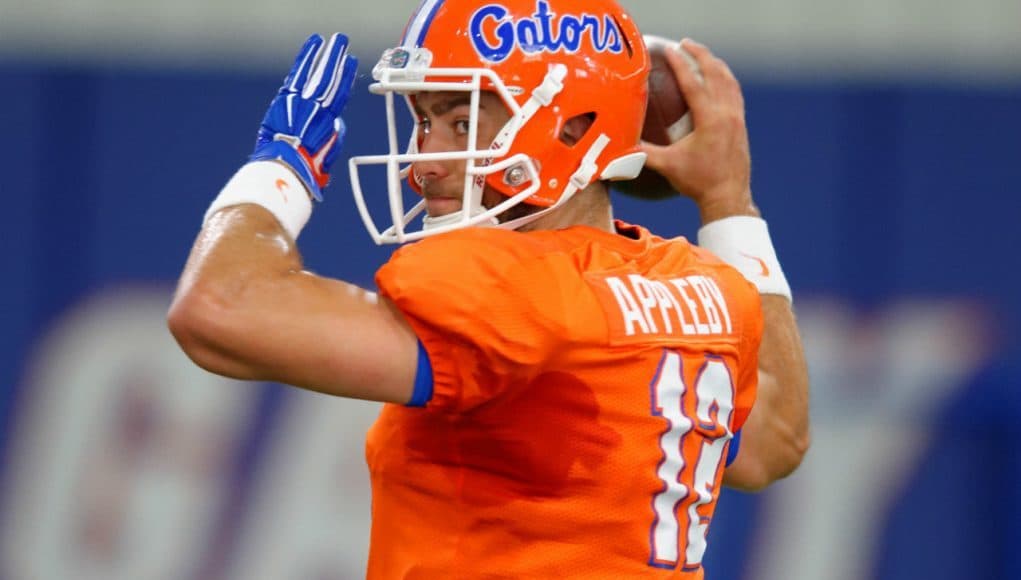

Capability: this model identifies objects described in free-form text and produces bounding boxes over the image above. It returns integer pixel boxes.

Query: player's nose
[412,158,450,191]
[413,134,455,188]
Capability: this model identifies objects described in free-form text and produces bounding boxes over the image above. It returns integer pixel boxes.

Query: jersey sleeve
[375,231,566,413]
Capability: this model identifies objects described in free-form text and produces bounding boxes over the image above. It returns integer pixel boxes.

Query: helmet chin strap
[421,204,498,231]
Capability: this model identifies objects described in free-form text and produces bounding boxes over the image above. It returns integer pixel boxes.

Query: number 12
[648,350,736,570]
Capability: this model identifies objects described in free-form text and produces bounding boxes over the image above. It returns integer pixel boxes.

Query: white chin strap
[422,204,497,231]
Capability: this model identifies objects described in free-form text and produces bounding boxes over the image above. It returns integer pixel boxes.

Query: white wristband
[204,161,314,240]
[697,216,792,301]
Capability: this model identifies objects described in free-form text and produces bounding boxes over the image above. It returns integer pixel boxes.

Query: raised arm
[167,34,419,404]
[642,38,810,491]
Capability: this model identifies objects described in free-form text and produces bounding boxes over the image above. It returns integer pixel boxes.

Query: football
[613,35,702,199]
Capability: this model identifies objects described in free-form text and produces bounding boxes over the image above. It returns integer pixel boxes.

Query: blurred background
[1,0,1019,578]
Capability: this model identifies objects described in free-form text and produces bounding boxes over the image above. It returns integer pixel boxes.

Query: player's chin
[424,197,464,217]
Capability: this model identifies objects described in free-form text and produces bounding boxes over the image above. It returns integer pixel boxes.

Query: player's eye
[453,119,470,136]
[418,118,432,135]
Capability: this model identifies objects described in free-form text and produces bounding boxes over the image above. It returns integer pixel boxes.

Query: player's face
[412,91,511,217]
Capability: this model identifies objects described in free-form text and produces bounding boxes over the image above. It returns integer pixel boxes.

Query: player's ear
[560,112,596,146]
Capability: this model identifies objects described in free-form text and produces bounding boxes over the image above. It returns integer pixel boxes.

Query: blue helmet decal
[469,1,623,63]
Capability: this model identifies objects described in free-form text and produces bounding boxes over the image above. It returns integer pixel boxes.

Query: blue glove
[251,33,358,201]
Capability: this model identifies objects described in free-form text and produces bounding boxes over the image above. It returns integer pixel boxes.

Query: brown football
[613,35,701,199]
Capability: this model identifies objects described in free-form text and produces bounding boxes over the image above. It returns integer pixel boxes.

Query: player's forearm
[745,295,811,482]
[696,196,810,490]
[697,187,759,224]
[721,299,809,491]
[168,205,304,379]
[170,32,355,367]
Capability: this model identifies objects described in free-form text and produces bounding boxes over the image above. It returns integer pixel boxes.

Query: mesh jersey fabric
[369,220,763,579]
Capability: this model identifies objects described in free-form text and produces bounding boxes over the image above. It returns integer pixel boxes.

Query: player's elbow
[770,428,811,482]
[735,367,812,491]
[770,395,813,483]
[726,426,811,493]
[167,283,257,380]
[755,420,811,490]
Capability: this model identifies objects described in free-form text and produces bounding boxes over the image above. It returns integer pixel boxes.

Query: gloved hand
[250,33,358,201]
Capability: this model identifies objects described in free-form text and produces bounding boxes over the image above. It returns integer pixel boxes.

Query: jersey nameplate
[588,272,737,344]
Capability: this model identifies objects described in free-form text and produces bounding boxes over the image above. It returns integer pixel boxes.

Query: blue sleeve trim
[726,430,742,466]
[406,340,434,407]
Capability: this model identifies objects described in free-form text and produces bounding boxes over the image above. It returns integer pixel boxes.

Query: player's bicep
[256,275,421,404]
[172,269,421,405]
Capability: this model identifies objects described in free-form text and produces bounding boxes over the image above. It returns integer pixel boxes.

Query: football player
[168,0,810,577]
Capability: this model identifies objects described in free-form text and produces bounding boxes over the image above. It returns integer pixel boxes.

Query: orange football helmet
[348,0,649,244]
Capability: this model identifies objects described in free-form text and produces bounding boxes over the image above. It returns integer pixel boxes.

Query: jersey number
[648,351,736,570]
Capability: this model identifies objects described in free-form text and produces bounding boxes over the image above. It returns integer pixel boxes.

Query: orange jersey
[368,221,763,579]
